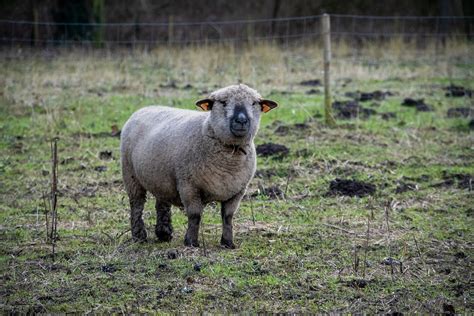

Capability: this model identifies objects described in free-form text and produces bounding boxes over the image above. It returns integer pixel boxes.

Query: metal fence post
[322,14,336,127]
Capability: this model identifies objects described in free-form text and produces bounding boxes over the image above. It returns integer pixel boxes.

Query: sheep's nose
[234,113,248,125]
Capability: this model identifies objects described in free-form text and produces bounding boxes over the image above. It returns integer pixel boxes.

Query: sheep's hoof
[131,230,148,243]
[155,226,173,242]
[184,236,200,247]
[220,238,236,249]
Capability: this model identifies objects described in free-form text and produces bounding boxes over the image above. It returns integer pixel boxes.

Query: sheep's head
[196,84,277,145]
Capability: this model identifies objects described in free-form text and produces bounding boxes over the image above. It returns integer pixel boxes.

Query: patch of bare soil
[305,89,321,95]
[431,173,473,190]
[401,98,433,112]
[327,178,376,197]
[332,100,377,119]
[444,84,472,97]
[256,143,289,158]
[447,107,472,118]
[345,90,395,102]
[274,122,310,136]
[299,79,321,86]
[99,150,113,160]
[345,278,370,289]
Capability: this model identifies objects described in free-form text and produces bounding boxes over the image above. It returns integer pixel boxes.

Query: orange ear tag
[262,104,271,113]
[199,102,210,111]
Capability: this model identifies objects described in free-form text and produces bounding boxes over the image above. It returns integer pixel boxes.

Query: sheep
[120,84,277,248]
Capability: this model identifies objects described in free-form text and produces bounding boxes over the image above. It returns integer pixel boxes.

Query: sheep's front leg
[185,212,202,247]
[220,190,245,249]
[180,187,204,247]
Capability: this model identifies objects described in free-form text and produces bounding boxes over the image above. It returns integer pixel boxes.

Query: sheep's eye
[221,101,227,107]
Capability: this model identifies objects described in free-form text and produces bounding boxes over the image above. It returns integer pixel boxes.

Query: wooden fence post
[92,0,105,48]
[322,14,336,127]
[33,4,39,47]
[168,15,174,45]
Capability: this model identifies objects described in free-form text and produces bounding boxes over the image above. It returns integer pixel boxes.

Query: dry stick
[384,200,393,278]
[50,137,59,262]
[250,198,256,225]
[413,235,427,275]
[42,191,49,241]
[322,223,355,235]
[363,216,370,279]
[200,216,207,257]
[284,163,292,198]
[353,245,360,274]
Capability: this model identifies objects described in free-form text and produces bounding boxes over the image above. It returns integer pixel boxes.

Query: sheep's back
[121,106,206,201]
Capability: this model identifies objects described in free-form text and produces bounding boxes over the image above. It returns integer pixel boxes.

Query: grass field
[1,40,473,313]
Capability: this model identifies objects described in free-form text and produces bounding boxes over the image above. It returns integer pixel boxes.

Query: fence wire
[0,14,473,47]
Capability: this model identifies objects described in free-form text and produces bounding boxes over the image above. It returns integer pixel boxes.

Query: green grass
[0,42,473,313]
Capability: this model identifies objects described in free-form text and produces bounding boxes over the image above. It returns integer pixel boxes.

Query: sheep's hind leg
[155,200,173,242]
[125,174,148,242]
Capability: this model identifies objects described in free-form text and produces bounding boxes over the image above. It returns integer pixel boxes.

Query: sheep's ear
[260,99,278,113]
[196,98,214,111]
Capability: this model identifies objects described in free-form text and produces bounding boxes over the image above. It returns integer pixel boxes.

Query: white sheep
[120,84,277,248]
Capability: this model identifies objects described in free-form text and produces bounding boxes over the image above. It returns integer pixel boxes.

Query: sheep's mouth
[230,126,249,137]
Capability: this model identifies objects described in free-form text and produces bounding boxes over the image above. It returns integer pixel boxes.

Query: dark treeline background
[1,0,473,46]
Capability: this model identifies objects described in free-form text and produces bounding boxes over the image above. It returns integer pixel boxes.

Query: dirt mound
[305,89,321,95]
[332,100,376,119]
[256,143,290,157]
[328,178,376,197]
[431,173,473,190]
[360,90,392,102]
[444,85,472,97]
[274,122,309,136]
[299,79,321,86]
[99,150,113,160]
[447,107,472,118]
[401,98,433,112]
[344,90,394,102]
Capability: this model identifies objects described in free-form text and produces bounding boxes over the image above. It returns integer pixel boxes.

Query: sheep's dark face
[196,84,277,145]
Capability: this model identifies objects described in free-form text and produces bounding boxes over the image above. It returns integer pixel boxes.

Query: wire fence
[1,14,473,47]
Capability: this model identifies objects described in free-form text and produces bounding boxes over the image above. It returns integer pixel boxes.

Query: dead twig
[384,200,393,278]
[49,137,59,262]
[322,223,355,235]
[284,163,292,198]
[363,216,370,279]
[200,216,207,257]
[353,245,360,274]
[249,197,256,225]
[42,190,50,241]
